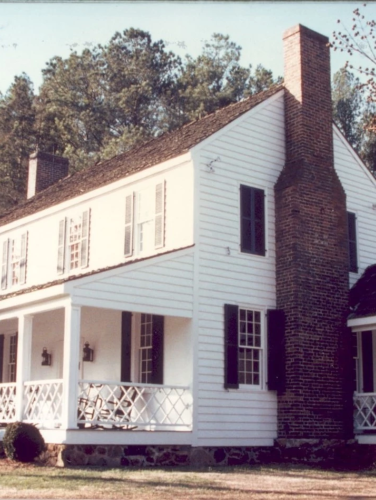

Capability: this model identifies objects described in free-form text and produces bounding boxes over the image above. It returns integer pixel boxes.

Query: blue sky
[0,1,373,95]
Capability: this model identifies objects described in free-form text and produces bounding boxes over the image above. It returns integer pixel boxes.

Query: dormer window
[124,181,166,258]
[57,209,91,275]
[1,233,28,290]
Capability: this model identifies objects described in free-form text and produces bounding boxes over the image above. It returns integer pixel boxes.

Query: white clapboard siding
[72,251,194,317]
[194,92,285,446]
[333,129,376,287]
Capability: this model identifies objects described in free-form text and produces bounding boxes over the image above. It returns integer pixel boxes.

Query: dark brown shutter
[347,212,358,273]
[240,185,265,256]
[121,312,132,382]
[267,309,286,392]
[224,304,239,389]
[0,334,4,383]
[361,330,374,392]
[151,315,164,384]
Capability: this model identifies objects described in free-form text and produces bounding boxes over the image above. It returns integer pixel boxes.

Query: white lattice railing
[78,380,192,430]
[354,392,376,431]
[0,383,16,423]
[23,379,63,428]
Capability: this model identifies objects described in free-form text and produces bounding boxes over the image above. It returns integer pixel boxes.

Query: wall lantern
[41,347,52,366]
[83,342,94,362]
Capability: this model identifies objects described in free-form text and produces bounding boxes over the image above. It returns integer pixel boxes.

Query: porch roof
[349,264,376,319]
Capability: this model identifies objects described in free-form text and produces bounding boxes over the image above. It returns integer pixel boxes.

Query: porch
[0,294,193,442]
[0,379,192,431]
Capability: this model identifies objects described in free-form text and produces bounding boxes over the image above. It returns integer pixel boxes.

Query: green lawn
[0,461,375,499]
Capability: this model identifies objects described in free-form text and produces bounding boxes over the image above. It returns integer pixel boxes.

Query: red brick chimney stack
[275,25,352,439]
[27,151,69,199]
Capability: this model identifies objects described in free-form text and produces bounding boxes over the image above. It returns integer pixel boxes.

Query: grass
[1,461,376,499]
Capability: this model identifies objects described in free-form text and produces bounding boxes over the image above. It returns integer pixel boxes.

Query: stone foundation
[36,439,376,470]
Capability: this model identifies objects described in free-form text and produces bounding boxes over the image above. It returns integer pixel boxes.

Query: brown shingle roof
[349,264,376,319]
[0,84,283,227]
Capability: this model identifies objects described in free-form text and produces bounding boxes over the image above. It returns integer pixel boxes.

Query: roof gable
[0,84,283,227]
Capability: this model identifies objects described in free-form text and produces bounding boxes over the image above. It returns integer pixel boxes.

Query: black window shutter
[361,330,374,392]
[151,315,164,385]
[347,212,358,273]
[121,312,132,382]
[224,304,239,389]
[0,334,4,383]
[267,309,286,392]
[240,185,265,256]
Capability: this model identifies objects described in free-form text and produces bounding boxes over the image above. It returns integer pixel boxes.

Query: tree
[0,74,36,212]
[332,68,363,151]
[331,4,376,129]
[177,33,280,121]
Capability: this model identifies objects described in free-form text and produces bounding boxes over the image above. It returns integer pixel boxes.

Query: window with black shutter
[240,185,265,256]
[347,211,358,273]
[224,304,265,389]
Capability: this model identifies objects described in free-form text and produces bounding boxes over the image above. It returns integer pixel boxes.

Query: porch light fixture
[41,347,52,366]
[83,342,94,362]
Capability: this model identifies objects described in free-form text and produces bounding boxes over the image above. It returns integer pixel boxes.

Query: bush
[3,422,45,462]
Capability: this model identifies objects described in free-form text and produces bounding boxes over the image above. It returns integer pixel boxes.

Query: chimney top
[27,151,69,199]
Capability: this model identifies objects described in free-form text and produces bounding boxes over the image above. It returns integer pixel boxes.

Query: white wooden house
[1,24,376,456]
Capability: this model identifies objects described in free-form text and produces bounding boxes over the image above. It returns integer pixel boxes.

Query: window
[224,304,264,389]
[120,312,164,385]
[8,334,17,383]
[239,309,262,385]
[224,305,285,391]
[139,314,153,383]
[1,233,28,290]
[57,209,90,274]
[124,181,166,258]
[347,211,358,273]
[240,185,265,256]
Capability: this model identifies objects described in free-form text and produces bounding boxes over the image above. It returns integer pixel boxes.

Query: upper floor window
[347,211,358,273]
[240,185,265,256]
[1,233,28,290]
[124,181,166,258]
[57,209,91,275]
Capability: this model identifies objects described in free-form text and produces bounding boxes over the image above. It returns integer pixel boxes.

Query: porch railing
[0,383,16,423]
[23,379,63,428]
[354,392,376,432]
[78,380,192,430]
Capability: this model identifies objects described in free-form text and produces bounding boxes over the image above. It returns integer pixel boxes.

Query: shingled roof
[349,264,376,319]
[0,84,283,227]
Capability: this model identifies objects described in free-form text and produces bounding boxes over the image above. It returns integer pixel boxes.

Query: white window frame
[238,308,264,388]
[1,233,28,290]
[124,181,166,258]
[57,209,91,275]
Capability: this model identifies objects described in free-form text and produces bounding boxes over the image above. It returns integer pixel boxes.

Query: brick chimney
[27,151,69,199]
[275,25,353,439]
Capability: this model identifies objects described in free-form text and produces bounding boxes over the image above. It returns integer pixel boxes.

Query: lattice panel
[354,393,376,431]
[78,381,192,430]
[0,383,16,422]
[23,380,63,426]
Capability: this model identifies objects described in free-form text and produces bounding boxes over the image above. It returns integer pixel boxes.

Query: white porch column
[62,303,81,429]
[15,314,33,421]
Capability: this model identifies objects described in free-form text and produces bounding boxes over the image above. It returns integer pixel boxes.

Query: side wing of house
[333,127,376,287]
[192,90,285,447]
[0,155,194,295]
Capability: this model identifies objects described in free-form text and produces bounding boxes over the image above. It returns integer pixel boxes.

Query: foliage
[331,4,376,130]
[0,29,280,214]
[332,68,363,150]
[3,421,45,462]
[0,74,36,212]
